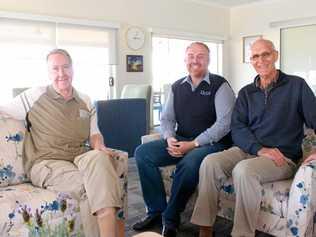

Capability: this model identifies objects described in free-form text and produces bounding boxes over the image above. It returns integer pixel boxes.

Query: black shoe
[132,214,162,231]
[162,226,177,237]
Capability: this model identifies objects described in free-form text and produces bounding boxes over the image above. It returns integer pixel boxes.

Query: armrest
[289,161,316,203]
[287,161,316,233]
[112,149,128,174]
[141,133,161,144]
[112,149,128,219]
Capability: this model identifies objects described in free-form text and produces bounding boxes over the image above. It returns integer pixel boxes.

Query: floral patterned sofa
[0,116,128,237]
[142,133,316,237]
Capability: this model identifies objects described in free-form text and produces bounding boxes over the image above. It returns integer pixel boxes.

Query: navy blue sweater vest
[172,73,232,145]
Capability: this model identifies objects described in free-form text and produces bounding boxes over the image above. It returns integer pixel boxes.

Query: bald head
[249,38,279,80]
[251,38,276,52]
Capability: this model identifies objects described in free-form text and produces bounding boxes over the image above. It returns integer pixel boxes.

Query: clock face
[126,27,145,50]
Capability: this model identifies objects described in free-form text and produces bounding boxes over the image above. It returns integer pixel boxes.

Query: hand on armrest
[90,134,117,158]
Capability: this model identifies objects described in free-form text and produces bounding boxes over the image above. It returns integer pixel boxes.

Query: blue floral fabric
[0,116,129,236]
[149,133,316,236]
[0,184,83,237]
[0,117,28,187]
[161,161,315,237]
[286,160,316,237]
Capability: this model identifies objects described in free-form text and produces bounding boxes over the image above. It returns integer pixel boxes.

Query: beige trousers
[30,149,122,237]
[191,146,297,237]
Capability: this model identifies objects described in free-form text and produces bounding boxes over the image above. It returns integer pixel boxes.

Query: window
[0,17,117,104]
[281,24,316,94]
[152,36,223,125]
[152,36,223,92]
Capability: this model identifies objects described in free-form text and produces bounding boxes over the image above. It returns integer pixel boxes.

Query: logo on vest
[200,90,211,96]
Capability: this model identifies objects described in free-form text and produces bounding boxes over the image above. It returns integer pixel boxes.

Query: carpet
[126,158,273,237]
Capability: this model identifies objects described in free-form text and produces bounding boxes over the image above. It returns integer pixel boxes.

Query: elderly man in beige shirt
[0,49,124,237]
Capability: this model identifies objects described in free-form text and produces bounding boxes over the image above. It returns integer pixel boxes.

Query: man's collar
[47,85,80,102]
[181,72,210,85]
[255,70,279,89]
[72,89,81,102]
[250,70,288,93]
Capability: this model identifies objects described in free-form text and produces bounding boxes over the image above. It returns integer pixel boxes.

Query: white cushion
[0,116,28,187]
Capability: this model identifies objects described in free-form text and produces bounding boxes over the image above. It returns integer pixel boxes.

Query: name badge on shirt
[200,90,211,96]
[79,109,90,118]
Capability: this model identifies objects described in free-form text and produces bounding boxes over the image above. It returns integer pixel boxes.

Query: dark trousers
[134,136,229,228]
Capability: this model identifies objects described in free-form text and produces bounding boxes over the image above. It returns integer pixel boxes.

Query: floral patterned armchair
[0,116,128,237]
[142,133,316,237]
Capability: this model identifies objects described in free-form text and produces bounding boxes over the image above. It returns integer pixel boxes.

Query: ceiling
[190,0,269,7]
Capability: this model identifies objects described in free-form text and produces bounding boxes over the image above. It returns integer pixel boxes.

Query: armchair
[121,84,152,131]
[96,98,148,157]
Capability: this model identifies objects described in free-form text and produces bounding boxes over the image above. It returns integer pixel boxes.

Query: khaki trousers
[191,146,297,237]
[30,149,122,237]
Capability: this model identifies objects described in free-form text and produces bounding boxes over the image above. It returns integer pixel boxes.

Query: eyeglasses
[250,51,274,62]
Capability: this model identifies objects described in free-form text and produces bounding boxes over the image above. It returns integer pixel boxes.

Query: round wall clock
[126,27,145,50]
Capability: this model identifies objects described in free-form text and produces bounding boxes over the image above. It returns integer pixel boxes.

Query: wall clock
[126,27,145,50]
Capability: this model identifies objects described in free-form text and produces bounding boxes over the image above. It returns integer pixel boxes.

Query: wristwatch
[194,140,200,148]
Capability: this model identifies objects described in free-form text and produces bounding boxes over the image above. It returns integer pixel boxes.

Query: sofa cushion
[0,116,28,187]
[161,165,292,219]
[0,183,82,236]
[217,178,292,219]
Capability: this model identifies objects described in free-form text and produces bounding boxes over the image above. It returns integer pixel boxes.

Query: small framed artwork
[126,55,143,72]
[243,35,262,63]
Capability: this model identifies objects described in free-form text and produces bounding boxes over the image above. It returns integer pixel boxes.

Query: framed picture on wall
[126,55,143,72]
[243,35,262,63]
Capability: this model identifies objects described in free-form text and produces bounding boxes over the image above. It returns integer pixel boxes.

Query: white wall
[229,0,316,92]
[4,0,316,96]
[0,0,230,95]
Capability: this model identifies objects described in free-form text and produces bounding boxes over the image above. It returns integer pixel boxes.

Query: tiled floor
[126,158,273,237]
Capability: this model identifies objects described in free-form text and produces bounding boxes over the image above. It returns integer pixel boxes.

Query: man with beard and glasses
[132,42,235,237]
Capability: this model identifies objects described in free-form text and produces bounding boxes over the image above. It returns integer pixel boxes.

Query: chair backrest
[12,87,29,97]
[120,84,152,131]
[120,84,152,100]
[96,98,148,157]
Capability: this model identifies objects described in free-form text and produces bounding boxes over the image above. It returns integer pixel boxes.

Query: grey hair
[46,48,73,65]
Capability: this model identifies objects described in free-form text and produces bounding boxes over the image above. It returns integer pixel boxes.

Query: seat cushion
[217,177,292,220]
[0,183,82,237]
[0,116,28,187]
[161,165,291,219]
